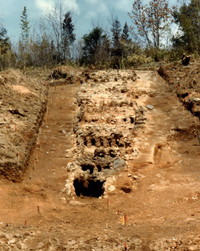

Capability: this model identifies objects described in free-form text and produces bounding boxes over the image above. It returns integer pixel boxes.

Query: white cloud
[64,0,80,13]
[84,2,110,19]
[35,0,80,14]
[116,0,132,12]
[35,0,54,12]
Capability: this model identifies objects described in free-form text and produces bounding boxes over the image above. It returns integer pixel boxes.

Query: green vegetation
[173,0,200,54]
[0,27,15,70]
[0,0,199,70]
[79,27,110,67]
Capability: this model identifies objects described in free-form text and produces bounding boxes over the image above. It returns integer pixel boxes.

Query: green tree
[80,27,110,66]
[110,18,124,68]
[173,0,200,53]
[20,6,30,45]
[62,11,76,60]
[121,22,130,42]
[0,26,15,70]
[18,6,31,67]
[111,18,122,49]
[0,27,10,54]
[129,0,173,48]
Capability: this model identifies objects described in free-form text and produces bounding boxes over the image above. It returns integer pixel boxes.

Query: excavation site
[0,61,200,250]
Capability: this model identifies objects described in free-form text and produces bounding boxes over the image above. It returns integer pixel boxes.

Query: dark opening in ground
[91,138,96,146]
[109,149,117,158]
[103,165,110,169]
[94,149,106,158]
[73,177,105,198]
[130,117,135,124]
[83,137,87,146]
[97,165,102,172]
[81,164,94,174]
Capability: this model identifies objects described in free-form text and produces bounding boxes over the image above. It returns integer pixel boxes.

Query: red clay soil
[0,67,200,250]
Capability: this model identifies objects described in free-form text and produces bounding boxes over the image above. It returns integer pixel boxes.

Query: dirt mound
[0,69,47,181]
[158,59,200,117]
[49,66,137,87]
[49,65,84,85]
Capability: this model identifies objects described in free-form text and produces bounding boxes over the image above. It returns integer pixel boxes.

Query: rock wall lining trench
[65,69,144,197]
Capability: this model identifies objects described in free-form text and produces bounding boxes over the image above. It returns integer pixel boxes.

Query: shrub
[125,53,153,67]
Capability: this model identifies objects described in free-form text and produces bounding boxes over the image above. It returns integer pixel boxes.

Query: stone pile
[65,70,145,197]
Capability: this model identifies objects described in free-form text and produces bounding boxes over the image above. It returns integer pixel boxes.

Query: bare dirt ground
[0,65,200,250]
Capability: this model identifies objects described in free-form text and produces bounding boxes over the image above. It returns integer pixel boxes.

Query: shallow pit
[73,177,105,198]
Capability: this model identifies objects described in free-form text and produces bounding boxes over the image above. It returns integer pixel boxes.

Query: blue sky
[0,0,134,42]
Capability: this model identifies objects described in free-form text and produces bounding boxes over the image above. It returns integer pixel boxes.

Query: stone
[146,104,154,110]
[107,185,115,192]
[113,158,125,170]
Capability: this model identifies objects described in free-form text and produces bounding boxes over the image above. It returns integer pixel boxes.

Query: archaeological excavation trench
[65,69,145,198]
[1,65,200,250]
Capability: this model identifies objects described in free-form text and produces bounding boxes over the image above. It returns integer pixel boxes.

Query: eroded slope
[0,69,47,181]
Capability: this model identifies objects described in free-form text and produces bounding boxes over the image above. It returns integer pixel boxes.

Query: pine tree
[122,22,130,42]
[62,11,75,59]
[0,27,10,54]
[111,18,122,49]
[0,26,15,70]
[173,0,200,53]
[18,6,31,67]
[80,27,110,65]
[110,18,124,68]
[20,6,30,45]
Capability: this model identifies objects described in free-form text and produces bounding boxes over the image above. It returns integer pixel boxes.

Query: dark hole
[94,149,106,158]
[83,137,87,146]
[73,177,105,198]
[103,165,110,169]
[97,165,102,172]
[81,164,94,174]
[100,138,104,147]
[116,140,124,147]
[113,133,122,140]
[130,117,135,124]
[177,92,188,98]
[125,142,131,148]
[123,118,127,122]
[109,149,117,158]
[91,138,96,146]
[9,109,25,117]
[121,187,132,193]
[108,138,112,147]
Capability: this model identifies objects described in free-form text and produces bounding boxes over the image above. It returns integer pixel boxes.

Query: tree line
[0,0,199,70]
